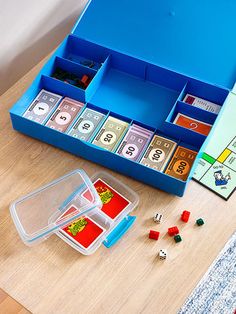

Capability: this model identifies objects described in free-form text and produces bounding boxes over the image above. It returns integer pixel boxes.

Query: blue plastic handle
[103,215,136,248]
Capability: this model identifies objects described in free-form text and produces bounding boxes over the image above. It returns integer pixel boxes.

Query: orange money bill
[173,113,212,136]
[165,146,198,181]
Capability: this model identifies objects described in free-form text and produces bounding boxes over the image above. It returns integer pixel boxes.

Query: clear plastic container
[10,170,139,255]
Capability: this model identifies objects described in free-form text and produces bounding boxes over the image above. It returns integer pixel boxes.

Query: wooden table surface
[0,59,235,314]
[0,289,30,313]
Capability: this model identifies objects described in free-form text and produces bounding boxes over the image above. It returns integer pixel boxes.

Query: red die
[181,210,190,223]
[168,226,179,236]
[149,230,160,240]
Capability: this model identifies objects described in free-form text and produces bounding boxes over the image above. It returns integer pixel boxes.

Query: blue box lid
[72,0,236,90]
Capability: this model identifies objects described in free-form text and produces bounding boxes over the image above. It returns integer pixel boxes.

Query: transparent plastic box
[10,169,139,255]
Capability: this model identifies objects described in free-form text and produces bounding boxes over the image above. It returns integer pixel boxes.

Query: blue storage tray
[9,0,236,196]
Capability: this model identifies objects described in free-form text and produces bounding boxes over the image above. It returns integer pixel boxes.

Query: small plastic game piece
[168,226,179,236]
[149,230,160,240]
[80,75,91,88]
[159,249,167,260]
[181,210,190,223]
[196,218,204,226]
[80,59,95,68]
[174,234,182,243]
[153,213,163,224]
[52,68,92,90]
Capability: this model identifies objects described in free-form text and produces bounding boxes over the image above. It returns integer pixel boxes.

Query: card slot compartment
[168,101,218,125]
[163,100,218,148]
[90,171,139,208]
[10,114,187,196]
[55,215,109,255]
[163,120,207,149]
[181,80,229,107]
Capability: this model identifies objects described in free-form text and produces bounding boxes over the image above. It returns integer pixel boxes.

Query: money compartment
[9,27,232,197]
[66,103,109,142]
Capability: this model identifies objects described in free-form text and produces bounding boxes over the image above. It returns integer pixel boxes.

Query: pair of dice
[153,214,166,260]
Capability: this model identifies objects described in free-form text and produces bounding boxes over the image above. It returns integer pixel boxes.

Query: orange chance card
[173,113,212,136]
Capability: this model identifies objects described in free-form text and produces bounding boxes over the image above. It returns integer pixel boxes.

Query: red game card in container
[10,170,139,255]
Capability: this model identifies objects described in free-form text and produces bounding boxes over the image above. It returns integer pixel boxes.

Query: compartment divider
[183,80,229,105]
[52,56,97,79]
[65,102,88,135]
[87,109,110,143]
[86,55,111,100]
[41,75,87,102]
[56,56,98,75]
[12,32,232,197]
[170,101,218,125]
[65,34,110,64]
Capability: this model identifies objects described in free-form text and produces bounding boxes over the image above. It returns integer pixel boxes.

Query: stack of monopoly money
[183,94,221,114]
[23,89,62,124]
[68,108,105,142]
[46,97,84,132]
[92,116,129,151]
[140,135,177,172]
[116,124,154,161]
[165,146,198,181]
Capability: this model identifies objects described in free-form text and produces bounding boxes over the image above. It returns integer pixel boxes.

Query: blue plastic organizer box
[9,0,236,196]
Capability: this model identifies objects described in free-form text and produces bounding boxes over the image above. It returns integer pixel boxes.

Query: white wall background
[0,0,88,95]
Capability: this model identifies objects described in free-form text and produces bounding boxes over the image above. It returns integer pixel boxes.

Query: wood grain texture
[0,288,30,313]
[0,59,235,314]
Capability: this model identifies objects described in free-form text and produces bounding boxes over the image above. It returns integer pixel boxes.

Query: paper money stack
[140,135,177,172]
[23,90,62,124]
[165,146,197,180]
[116,124,154,161]
[46,97,84,132]
[92,116,129,151]
[69,108,106,141]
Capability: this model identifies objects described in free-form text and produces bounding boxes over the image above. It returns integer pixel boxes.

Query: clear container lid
[10,169,102,245]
